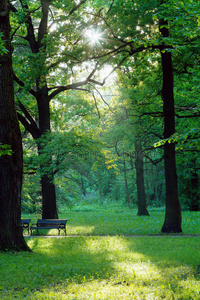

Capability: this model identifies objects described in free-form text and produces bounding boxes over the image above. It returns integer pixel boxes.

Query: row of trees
[0,0,199,250]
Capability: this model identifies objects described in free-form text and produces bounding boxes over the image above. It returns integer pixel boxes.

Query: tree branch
[38,0,49,48]
[107,0,115,14]
[89,83,116,115]
[48,63,99,100]
[48,80,89,100]
[91,92,101,119]
[17,112,39,140]
[19,0,38,53]
[175,113,200,118]
[69,0,87,15]
[144,154,164,165]
[14,74,38,98]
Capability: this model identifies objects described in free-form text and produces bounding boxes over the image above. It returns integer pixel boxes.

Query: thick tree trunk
[0,1,30,251]
[41,174,58,219]
[159,16,182,233]
[135,141,149,216]
[37,88,58,219]
[17,0,58,219]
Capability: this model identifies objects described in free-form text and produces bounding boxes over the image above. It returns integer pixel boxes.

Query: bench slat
[30,219,68,235]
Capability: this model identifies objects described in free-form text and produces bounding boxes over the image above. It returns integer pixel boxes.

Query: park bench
[21,219,31,234]
[30,219,68,235]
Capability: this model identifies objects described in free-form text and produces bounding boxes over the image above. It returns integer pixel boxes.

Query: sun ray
[85,28,103,46]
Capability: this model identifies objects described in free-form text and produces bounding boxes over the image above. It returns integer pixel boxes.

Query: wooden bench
[21,219,31,234]
[30,219,68,235]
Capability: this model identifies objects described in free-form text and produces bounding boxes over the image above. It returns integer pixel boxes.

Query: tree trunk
[37,87,58,219]
[135,141,149,216]
[41,174,58,219]
[190,171,200,211]
[159,15,182,233]
[81,175,86,196]
[0,1,30,251]
[16,0,58,219]
[123,158,130,207]
[189,160,200,211]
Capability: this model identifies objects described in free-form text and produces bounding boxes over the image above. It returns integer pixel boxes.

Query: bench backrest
[37,219,67,226]
[21,219,31,224]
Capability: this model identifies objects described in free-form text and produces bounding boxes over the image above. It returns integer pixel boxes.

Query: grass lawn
[0,204,199,299]
[23,203,200,236]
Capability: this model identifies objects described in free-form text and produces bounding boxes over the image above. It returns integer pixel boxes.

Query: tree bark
[159,15,182,233]
[135,141,149,216]
[123,158,130,207]
[189,159,200,211]
[190,171,200,211]
[0,0,30,251]
[36,84,58,219]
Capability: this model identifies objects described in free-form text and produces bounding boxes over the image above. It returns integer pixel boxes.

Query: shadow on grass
[0,236,116,299]
[0,236,199,299]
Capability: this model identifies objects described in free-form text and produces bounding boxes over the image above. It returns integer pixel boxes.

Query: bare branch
[89,83,116,115]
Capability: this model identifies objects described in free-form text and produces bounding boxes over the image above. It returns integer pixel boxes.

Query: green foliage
[21,173,42,214]
[0,144,12,157]
[0,33,8,55]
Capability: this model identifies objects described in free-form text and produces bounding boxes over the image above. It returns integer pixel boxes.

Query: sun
[85,29,103,46]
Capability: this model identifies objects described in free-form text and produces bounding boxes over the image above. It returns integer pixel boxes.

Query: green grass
[1,203,199,299]
[0,236,199,299]
[23,203,200,236]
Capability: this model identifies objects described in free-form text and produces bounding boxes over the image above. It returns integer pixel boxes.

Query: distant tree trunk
[159,14,182,233]
[145,158,150,206]
[81,175,86,196]
[123,158,130,207]
[0,0,30,251]
[189,160,200,211]
[190,171,200,211]
[135,141,149,216]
